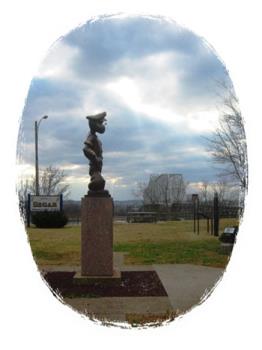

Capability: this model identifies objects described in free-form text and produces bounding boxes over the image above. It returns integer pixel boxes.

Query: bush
[31,211,68,228]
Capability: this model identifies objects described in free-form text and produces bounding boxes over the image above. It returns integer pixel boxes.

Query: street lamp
[35,115,48,195]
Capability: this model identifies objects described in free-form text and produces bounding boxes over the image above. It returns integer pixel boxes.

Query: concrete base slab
[73,269,121,285]
[39,252,125,274]
[40,265,80,274]
[154,264,224,314]
[120,265,155,271]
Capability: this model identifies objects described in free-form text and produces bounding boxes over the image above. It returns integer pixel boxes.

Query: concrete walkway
[40,253,225,324]
[153,264,223,314]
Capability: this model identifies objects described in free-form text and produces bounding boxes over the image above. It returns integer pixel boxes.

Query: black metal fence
[143,202,240,220]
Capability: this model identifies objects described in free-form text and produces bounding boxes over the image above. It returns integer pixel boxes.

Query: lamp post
[35,115,48,195]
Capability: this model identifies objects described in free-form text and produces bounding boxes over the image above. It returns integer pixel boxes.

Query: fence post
[60,193,63,211]
[192,194,199,233]
[27,193,31,227]
[193,206,196,233]
[213,192,219,236]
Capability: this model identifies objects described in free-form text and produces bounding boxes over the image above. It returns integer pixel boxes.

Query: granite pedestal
[81,191,114,276]
[73,191,122,285]
[74,191,121,285]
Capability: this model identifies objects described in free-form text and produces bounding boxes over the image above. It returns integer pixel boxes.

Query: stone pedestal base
[73,269,121,285]
[81,193,114,276]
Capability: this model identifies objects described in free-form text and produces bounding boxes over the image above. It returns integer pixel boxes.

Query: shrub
[31,211,68,228]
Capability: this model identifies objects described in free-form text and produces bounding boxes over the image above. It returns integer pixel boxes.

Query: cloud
[18,15,232,200]
[64,17,201,77]
[36,40,80,81]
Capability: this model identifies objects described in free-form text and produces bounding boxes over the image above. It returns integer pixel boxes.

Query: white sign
[30,195,61,212]
[224,227,235,234]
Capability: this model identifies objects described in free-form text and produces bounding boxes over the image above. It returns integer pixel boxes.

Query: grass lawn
[26,218,238,268]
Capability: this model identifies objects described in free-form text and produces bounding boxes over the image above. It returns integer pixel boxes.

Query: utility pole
[34,115,48,195]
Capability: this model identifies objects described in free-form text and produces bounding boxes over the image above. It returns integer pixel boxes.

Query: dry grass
[26,218,238,267]
[114,218,238,243]
[27,226,81,266]
[126,310,178,327]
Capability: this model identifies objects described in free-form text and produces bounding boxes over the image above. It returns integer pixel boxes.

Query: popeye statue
[83,111,108,194]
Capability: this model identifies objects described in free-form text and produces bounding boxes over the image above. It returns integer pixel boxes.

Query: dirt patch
[44,271,167,298]
[126,311,178,326]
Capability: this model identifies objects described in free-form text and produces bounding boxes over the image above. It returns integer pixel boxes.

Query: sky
[17,14,232,200]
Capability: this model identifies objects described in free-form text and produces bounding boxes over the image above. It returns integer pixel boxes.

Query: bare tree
[18,165,70,198]
[198,179,240,205]
[132,181,159,204]
[142,174,187,207]
[206,82,248,190]
[210,180,229,204]
[17,179,31,203]
[17,179,31,220]
[198,180,211,203]
[37,165,70,197]
[211,180,240,205]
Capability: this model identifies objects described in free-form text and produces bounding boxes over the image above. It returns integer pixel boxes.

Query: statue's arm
[83,144,97,163]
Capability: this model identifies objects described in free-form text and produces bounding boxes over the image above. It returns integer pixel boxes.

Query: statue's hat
[86,112,107,120]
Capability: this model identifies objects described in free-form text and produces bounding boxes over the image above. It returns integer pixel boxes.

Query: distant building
[143,174,186,206]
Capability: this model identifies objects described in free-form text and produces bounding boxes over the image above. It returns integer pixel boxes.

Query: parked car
[126,211,157,223]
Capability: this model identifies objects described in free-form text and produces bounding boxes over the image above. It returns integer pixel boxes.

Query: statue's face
[90,118,106,134]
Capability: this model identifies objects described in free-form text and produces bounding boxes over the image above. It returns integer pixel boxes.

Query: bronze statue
[83,112,108,193]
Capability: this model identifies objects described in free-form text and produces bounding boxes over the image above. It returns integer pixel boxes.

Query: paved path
[40,253,225,324]
[153,264,223,313]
